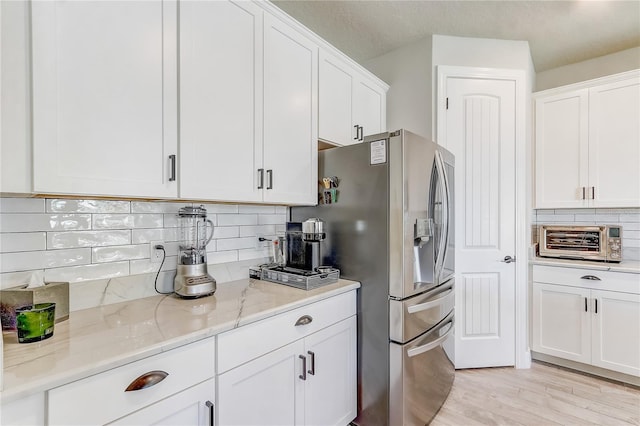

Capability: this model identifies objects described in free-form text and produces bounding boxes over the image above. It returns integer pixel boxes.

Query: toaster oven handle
[581,275,601,281]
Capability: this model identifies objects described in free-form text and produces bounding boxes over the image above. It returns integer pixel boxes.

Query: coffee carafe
[174,205,216,298]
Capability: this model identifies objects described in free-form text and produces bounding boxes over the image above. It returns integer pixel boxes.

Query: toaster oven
[538,225,622,262]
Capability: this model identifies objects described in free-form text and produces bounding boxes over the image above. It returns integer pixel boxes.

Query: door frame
[435,65,531,369]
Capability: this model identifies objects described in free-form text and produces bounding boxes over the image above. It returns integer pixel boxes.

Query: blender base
[174,264,216,298]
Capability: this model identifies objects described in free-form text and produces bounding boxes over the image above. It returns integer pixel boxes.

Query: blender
[174,205,216,298]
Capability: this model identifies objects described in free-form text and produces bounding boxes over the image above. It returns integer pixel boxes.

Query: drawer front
[217,290,356,374]
[533,265,640,294]
[48,337,215,425]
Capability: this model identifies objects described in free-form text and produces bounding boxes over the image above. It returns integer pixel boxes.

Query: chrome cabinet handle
[266,169,273,189]
[295,315,313,326]
[257,169,264,189]
[582,186,586,200]
[206,401,214,426]
[581,275,601,281]
[353,125,359,140]
[358,125,364,141]
[299,355,307,380]
[591,186,595,200]
[584,297,588,312]
[307,350,315,375]
[595,298,598,314]
[501,255,516,264]
[168,155,176,182]
[124,370,168,392]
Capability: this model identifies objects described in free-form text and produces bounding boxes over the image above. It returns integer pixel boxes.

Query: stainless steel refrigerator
[291,129,455,425]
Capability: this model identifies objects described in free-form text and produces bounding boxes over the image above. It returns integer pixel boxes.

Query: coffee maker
[285,218,326,272]
[174,205,216,298]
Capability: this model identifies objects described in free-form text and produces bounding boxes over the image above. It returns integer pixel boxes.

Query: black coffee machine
[285,218,325,272]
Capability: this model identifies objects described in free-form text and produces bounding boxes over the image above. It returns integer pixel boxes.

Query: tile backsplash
[0,198,287,299]
[532,208,640,261]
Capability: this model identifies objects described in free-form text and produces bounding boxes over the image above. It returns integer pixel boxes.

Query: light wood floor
[431,362,640,426]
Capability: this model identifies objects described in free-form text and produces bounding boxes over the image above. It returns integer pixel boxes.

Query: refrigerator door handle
[433,150,449,280]
[407,288,454,314]
[407,316,455,358]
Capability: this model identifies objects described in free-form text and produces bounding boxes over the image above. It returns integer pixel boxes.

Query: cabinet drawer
[48,337,215,425]
[533,265,640,294]
[217,290,356,373]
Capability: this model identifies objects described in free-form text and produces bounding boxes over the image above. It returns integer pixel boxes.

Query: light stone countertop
[1,278,360,403]
[530,257,640,274]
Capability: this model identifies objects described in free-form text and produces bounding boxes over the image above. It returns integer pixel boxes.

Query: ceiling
[272,0,640,72]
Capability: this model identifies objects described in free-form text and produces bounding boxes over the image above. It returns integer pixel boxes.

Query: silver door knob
[502,255,515,264]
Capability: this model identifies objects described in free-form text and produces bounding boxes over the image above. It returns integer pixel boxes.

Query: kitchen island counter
[1,278,359,402]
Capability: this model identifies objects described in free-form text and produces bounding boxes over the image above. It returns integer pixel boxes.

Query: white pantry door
[442,76,517,368]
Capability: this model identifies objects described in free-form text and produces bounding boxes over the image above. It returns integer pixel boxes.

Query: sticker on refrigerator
[370,140,387,165]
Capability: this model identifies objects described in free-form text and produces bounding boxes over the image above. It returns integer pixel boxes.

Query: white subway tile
[217,214,258,226]
[44,261,129,283]
[620,213,640,223]
[534,209,555,215]
[131,201,187,214]
[258,214,287,225]
[93,214,164,229]
[623,247,640,262]
[275,206,288,215]
[582,214,618,223]
[130,256,178,274]
[622,230,640,240]
[239,225,276,238]
[0,271,43,290]
[159,242,180,256]
[535,214,574,223]
[621,222,640,231]
[573,214,597,223]
[47,199,130,213]
[555,209,595,215]
[214,226,240,239]
[622,238,640,248]
[238,247,270,261]
[92,244,149,263]
[200,203,238,214]
[618,208,640,214]
[48,230,131,249]
[216,237,256,251]
[239,205,275,214]
[0,198,45,213]
[275,224,286,234]
[207,250,239,264]
[163,213,179,228]
[1,213,93,232]
[132,228,179,244]
[0,248,91,273]
[0,233,46,253]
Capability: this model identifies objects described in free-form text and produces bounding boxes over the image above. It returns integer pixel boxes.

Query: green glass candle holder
[16,303,56,343]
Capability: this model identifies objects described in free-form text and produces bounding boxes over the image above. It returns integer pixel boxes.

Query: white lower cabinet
[47,337,216,425]
[532,265,640,377]
[217,291,357,426]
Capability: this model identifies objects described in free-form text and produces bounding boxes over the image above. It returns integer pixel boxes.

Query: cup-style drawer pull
[125,370,169,392]
[295,315,313,326]
[580,275,601,281]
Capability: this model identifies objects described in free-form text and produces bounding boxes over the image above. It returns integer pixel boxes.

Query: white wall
[536,47,640,91]
[364,36,433,140]
[0,1,31,194]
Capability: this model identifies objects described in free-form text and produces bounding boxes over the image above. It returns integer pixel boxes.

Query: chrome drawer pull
[124,370,168,392]
[295,315,313,326]
[299,355,307,380]
[307,350,316,375]
[580,275,601,281]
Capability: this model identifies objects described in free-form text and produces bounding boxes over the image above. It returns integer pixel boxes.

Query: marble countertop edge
[529,257,640,274]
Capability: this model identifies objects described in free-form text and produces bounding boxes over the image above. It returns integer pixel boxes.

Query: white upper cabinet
[319,51,387,146]
[262,13,318,205]
[31,0,178,198]
[534,70,640,208]
[179,0,263,203]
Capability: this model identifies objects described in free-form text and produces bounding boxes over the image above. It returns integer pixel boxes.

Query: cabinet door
[353,76,386,140]
[532,283,591,363]
[217,340,305,426]
[588,76,640,208]
[591,290,640,376]
[31,1,177,198]
[179,0,263,202]
[534,89,589,208]
[319,52,355,146]
[304,316,357,426]
[263,14,318,205]
[110,379,215,426]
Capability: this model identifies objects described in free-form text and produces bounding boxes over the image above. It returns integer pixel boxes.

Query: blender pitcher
[174,205,216,298]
